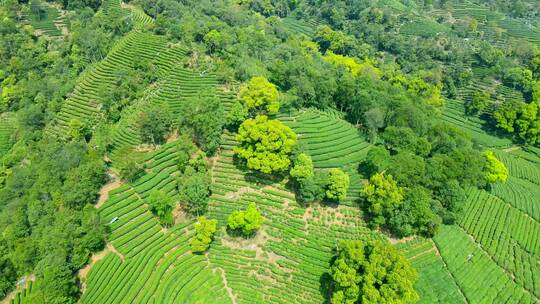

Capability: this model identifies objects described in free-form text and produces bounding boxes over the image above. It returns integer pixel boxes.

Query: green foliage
[484,151,509,183]
[116,148,145,182]
[330,240,418,304]
[362,172,404,228]
[147,190,175,226]
[62,160,107,210]
[323,51,381,78]
[239,76,280,115]
[178,91,226,155]
[30,255,79,303]
[466,91,490,115]
[290,153,314,180]
[382,126,431,156]
[179,155,211,216]
[314,25,359,55]
[227,202,263,236]
[493,100,540,144]
[137,106,172,145]
[325,168,349,201]
[0,243,16,298]
[190,216,218,253]
[226,101,249,129]
[68,118,89,141]
[388,186,440,237]
[296,171,328,204]
[234,115,297,174]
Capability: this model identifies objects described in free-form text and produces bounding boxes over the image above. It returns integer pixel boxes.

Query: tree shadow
[319,271,333,304]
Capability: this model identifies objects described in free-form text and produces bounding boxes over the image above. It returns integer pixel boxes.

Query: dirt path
[503,146,520,153]
[0,274,35,304]
[388,235,415,245]
[95,174,123,209]
[218,268,238,304]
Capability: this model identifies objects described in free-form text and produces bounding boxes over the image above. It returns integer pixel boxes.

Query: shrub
[190,216,218,253]
[227,202,263,236]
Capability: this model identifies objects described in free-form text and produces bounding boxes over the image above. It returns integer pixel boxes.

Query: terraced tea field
[396,238,466,304]
[434,225,536,304]
[108,66,236,163]
[46,31,174,138]
[80,141,231,304]
[26,2,64,37]
[206,133,381,304]
[279,109,371,206]
[441,99,512,148]
[0,113,16,157]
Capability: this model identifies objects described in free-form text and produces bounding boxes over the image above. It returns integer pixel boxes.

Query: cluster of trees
[329,240,418,304]
[176,139,212,216]
[227,202,263,236]
[0,139,107,301]
[359,122,510,237]
[0,0,139,299]
[290,154,350,204]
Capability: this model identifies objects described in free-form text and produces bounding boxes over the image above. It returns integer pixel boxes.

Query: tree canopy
[147,190,176,226]
[330,240,418,304]
[234,115,297,174]
[362,172,405,228]
[290,153,314,180]
[227,202,264,236]
[484,151,509,183]
[325,168,350,201]
[190,216,218,253]
[239,76,280,115]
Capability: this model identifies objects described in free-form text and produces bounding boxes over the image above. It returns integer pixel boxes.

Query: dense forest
[0,0,539,303]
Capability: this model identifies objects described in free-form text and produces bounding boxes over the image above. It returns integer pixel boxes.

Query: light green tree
[290,153,314,180]
[239,76,280,115]
[330,240,419,304]
[190,216,218,253]
[484,151,509,183]
[362,172,404,227]
[227,202,263,236]
[325,168,350,201]
[234,115,297,174]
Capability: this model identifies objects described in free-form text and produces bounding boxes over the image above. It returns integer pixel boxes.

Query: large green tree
[362,172,405,227]
[178,91,226,155]
[234,115,297,174]
[137,106,172,145]
[239,76,280,115]
[330,240,418,304]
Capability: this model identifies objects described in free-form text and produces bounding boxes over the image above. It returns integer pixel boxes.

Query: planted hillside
[1,0,540,303]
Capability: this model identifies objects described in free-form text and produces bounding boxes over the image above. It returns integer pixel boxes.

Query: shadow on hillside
[319,272,332,304]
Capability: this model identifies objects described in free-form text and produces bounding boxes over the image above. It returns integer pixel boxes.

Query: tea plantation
[2,0,540,303]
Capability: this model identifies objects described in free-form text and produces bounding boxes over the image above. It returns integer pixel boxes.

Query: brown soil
[0,275,35,304]
[388,235,415,245]
[95,176,123,209]
[224,187,256,200]
[218,268,238,304]
[166,131,179,143]
[135,144,157,152]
